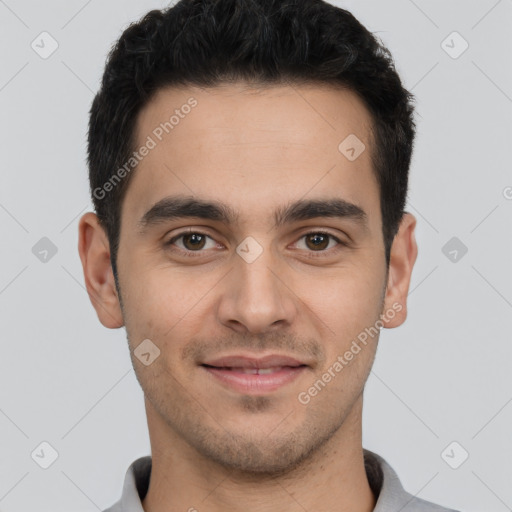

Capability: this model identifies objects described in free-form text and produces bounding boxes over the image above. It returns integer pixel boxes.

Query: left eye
[295,232,341,251]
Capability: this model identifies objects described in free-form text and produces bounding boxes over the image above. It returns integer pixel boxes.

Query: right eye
[164,230,222,257]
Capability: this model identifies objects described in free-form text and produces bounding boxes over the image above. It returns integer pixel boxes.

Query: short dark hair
[87,0,415,279]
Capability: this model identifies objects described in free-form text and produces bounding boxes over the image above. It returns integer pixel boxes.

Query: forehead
[124,82,379,228]
[136,81,373,151]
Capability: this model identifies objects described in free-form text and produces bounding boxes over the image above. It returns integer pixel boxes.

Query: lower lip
[201,365,307,394]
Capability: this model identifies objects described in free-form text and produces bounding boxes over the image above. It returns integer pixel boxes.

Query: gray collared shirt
[103,449,460,512]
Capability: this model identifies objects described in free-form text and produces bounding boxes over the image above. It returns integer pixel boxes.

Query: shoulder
[364,449,461,512]
[102,502,122,512]
[101,455,152,512]
[400,495,462,512]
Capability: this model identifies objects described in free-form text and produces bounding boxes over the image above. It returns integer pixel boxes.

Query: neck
[142,396,376,512]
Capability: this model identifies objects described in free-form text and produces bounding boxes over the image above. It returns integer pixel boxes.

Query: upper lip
[201,354,308,369]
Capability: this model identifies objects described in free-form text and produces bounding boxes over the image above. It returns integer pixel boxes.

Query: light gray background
[0,0,511,510]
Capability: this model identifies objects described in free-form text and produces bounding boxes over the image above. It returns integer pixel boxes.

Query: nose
[216,246,298,335]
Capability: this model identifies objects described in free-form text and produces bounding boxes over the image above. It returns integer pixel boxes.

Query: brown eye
[304,233,331,251]
[165,231,217,254]
[181,233,207,250]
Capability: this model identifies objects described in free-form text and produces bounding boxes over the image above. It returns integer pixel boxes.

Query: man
[78,0,459,510]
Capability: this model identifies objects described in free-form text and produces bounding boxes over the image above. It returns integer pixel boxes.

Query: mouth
[199,354,310,394]
[201,364,306,375]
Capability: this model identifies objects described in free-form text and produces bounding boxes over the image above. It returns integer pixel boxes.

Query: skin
[79,82,417,512]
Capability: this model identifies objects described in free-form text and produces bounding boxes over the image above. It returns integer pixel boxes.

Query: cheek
[293,262,384,335]
[119,266,217,341]
[300,276,382,400]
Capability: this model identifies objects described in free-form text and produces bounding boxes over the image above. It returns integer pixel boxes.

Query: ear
[381,212,418,328]
[78,212,124,328]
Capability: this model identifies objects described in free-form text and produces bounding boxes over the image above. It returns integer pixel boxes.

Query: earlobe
[78,212,124,328]
[381,212,418,329]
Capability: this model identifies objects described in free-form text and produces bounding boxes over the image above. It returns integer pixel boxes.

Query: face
[79,82,417,476]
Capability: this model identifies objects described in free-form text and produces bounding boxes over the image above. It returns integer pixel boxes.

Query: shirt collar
[104,449,456,512]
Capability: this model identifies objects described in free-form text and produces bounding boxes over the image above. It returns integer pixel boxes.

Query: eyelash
[164,230,347,258]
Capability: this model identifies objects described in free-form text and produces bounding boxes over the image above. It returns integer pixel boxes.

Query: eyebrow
[138,195,368,232]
